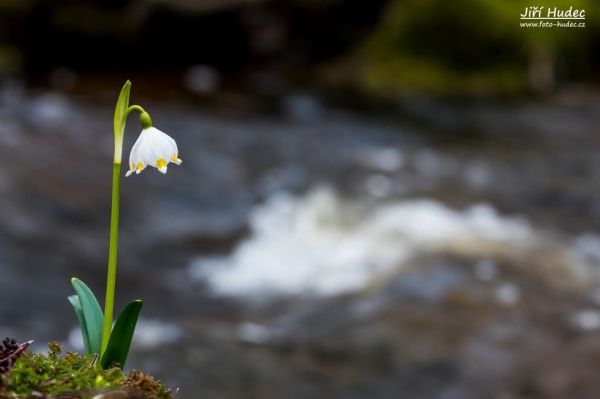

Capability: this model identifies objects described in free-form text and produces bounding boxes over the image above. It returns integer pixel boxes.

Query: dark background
[1,1,600,399]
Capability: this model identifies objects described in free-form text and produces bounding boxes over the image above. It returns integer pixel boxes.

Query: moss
[0,339,174,399]
[126,371,175,399]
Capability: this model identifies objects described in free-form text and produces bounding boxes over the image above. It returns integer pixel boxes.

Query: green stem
[102,162,121,355]
[100,81,133,357]
[125,105,144,118]
[101,101,146,357]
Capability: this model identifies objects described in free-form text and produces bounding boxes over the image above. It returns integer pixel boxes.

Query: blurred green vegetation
[0,0,598,97]
[324,0,599,96]
[0,46,20,72]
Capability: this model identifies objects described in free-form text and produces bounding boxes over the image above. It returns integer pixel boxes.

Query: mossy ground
[0,340,174,399]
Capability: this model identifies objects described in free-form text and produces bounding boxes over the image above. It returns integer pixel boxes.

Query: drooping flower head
[125,112,182,176]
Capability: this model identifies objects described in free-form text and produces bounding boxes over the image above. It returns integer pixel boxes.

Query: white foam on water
[188,186,540,298]
[571,310,600,331]
[495,282,521,306]
[237,322,270,344]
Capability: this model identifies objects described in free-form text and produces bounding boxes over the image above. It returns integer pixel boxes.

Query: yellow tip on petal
[137,162,144,171]
[125,163,136,177]
[171,154,182,165]
[157,158,167,169]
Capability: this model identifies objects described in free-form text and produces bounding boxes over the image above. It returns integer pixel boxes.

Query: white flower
[125,127,182,176]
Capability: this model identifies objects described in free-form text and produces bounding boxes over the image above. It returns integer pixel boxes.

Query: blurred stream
[3,81,600,398]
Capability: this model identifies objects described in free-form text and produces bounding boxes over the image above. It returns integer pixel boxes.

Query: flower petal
[125,127,181,176]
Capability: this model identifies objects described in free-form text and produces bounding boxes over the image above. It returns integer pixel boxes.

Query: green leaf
[67,295,91,355]
[114,80,131,137]
[101,300,143,370]
[71,278,104,355]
